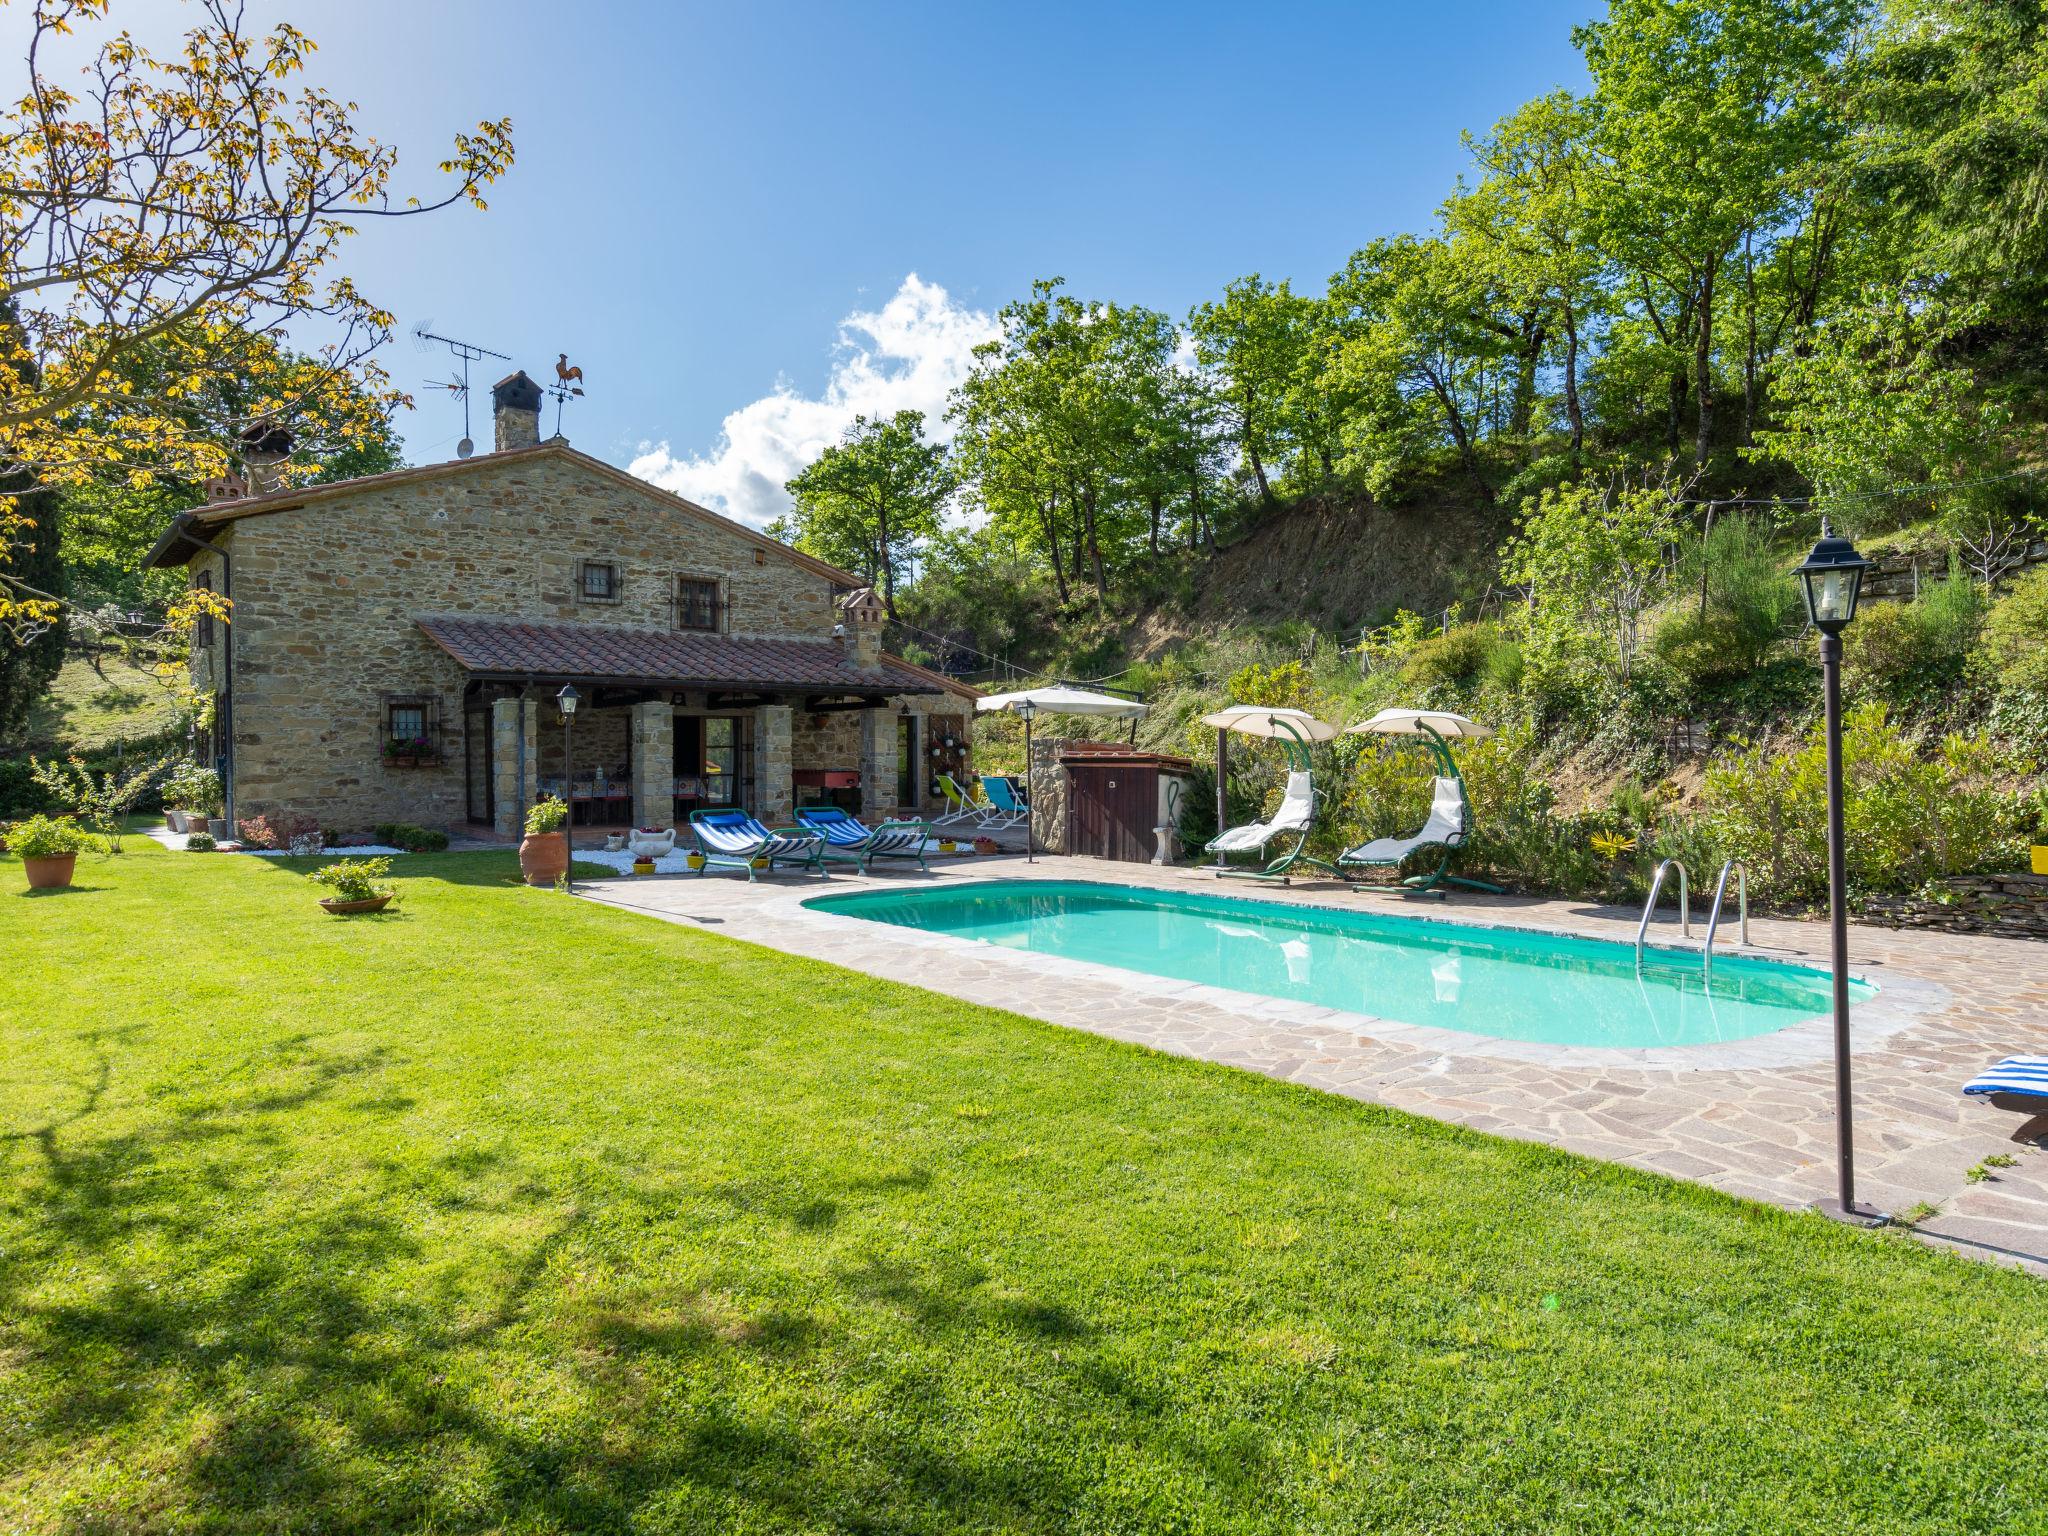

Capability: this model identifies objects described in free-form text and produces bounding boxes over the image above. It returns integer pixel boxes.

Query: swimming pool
[806,881,1873,1050]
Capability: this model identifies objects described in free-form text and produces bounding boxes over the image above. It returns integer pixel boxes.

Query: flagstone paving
[576,854,2048,1272]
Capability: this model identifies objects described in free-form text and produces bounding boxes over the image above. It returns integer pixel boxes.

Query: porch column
[630,700,673,829]
[859,705,893,819]
[490,695,539,838]
[756,703,793,821]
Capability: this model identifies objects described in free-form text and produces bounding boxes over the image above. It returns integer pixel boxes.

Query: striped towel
[1962,1057,2048,1100]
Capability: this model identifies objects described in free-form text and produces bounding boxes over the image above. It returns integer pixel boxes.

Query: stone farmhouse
[144,372,979,839]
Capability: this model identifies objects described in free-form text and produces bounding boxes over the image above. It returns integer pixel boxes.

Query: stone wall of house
[206,450,857,830]
[1862,871,2048,940]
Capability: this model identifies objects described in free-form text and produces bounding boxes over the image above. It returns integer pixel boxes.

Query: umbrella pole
[1024,714,1035,864]
[1214,727,1227,869]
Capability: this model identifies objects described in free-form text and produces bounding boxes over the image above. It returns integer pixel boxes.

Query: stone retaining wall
[1862,871,2048,940]
[1862,540,2048,602]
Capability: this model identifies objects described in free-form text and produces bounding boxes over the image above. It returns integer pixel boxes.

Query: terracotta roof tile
[416,615,945,696]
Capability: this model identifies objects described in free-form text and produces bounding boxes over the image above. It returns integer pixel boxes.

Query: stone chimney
[491,370,542,452]
[838,586,885,669]
[238,421,293,495]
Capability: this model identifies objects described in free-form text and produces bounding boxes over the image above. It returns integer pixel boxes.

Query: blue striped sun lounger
[795,806,932,874]
[688,808,826,880]
[1962,1056,2048,1114]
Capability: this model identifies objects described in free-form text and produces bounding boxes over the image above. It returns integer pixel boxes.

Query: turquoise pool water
[806,880,1873,1049]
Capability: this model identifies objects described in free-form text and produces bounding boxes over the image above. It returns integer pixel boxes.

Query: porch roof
[415,615,954,698]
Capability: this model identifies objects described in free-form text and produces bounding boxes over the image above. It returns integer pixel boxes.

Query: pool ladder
[1634,859,1748,969]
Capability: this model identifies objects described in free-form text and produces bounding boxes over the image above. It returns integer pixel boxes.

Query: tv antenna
[411,321,509,458]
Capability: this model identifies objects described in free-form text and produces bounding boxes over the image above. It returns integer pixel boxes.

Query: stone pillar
[490,695,539,838]
[756,703,793,822]
[1030,734,1067,854]
[860,705,895,819]
[630,700,673,829]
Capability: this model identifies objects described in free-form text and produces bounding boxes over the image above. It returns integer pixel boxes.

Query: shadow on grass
[5,1022,1092,1532]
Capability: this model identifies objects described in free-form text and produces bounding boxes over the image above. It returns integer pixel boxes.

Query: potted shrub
[182,767,226,839]
[520,796,570,886]
[973,835,999,855]
[11,814,92,890]
[309,856,398,915]
[632,853,656,875]
[685,849,705,871]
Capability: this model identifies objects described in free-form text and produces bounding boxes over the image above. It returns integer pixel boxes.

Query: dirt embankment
[1126,489,1507,660]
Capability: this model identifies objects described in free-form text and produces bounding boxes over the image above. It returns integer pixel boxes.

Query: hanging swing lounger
[1338,708,1505,897]
[1199,706,1341,884]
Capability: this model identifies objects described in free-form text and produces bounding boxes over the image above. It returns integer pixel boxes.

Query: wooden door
[1065,764,1108,856]
[1066,762,1158,861]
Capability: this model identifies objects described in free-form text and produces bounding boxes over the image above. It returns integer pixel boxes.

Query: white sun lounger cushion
[1208,772,1313,852]
[1342,777,1468,865]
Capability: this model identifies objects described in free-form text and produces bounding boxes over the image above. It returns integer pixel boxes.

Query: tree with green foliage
[1577,0,1858,463]
[1188,276,1325,502]
[1452,92,1607,456]
[1750,294,2015,538]
[1862,0,2048,312]
[1502,471,1685,679]
[776,411,952,617]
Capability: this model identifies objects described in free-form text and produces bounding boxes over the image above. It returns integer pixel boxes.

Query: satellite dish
[457,436,474,459]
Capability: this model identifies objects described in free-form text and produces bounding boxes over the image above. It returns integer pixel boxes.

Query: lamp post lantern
[556,684,580,895]
[1794,521,1878,1223]
[1016,699,1037,864]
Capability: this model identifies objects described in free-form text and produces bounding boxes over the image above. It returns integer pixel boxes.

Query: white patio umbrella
[1345,707,1493,776]
[1345,706,1495,741]
[976,684,1148,862]
[1198,705,1339,869]
[1198,705,1340,742]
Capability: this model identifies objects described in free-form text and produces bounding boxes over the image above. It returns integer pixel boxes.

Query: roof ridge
[153,440,862,587]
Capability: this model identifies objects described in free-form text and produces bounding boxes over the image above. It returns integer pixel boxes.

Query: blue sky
[17,0,1597,522]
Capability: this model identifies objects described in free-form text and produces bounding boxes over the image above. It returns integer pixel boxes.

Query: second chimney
[491,370,542,452]
[239,421,294,495]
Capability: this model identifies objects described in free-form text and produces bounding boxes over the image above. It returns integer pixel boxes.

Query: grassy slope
[19,653,181,754]
[2,839,2044,1534]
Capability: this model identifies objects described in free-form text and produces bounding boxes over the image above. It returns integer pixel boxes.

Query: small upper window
[195,570,215,647]
[677,577,719,631]
[579,560,618,601]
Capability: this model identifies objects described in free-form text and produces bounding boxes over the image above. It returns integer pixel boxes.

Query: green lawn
[2,836,2043,1533]
[19,653,182,754]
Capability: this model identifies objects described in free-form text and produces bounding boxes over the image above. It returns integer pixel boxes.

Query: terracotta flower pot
[319,893,393,916]
[24,853,77,890]
[520,832,569,886]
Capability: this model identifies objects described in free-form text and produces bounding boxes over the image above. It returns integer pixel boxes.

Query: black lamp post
[1794,521,1878,1223]
[1016,699,1037,864]
[557,684,580,894]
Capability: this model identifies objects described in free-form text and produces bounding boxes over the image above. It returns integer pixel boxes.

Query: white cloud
[629,273,998,529]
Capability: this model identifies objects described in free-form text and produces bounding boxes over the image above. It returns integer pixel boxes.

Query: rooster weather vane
[546,352,587,437]
[412,322,509,458]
